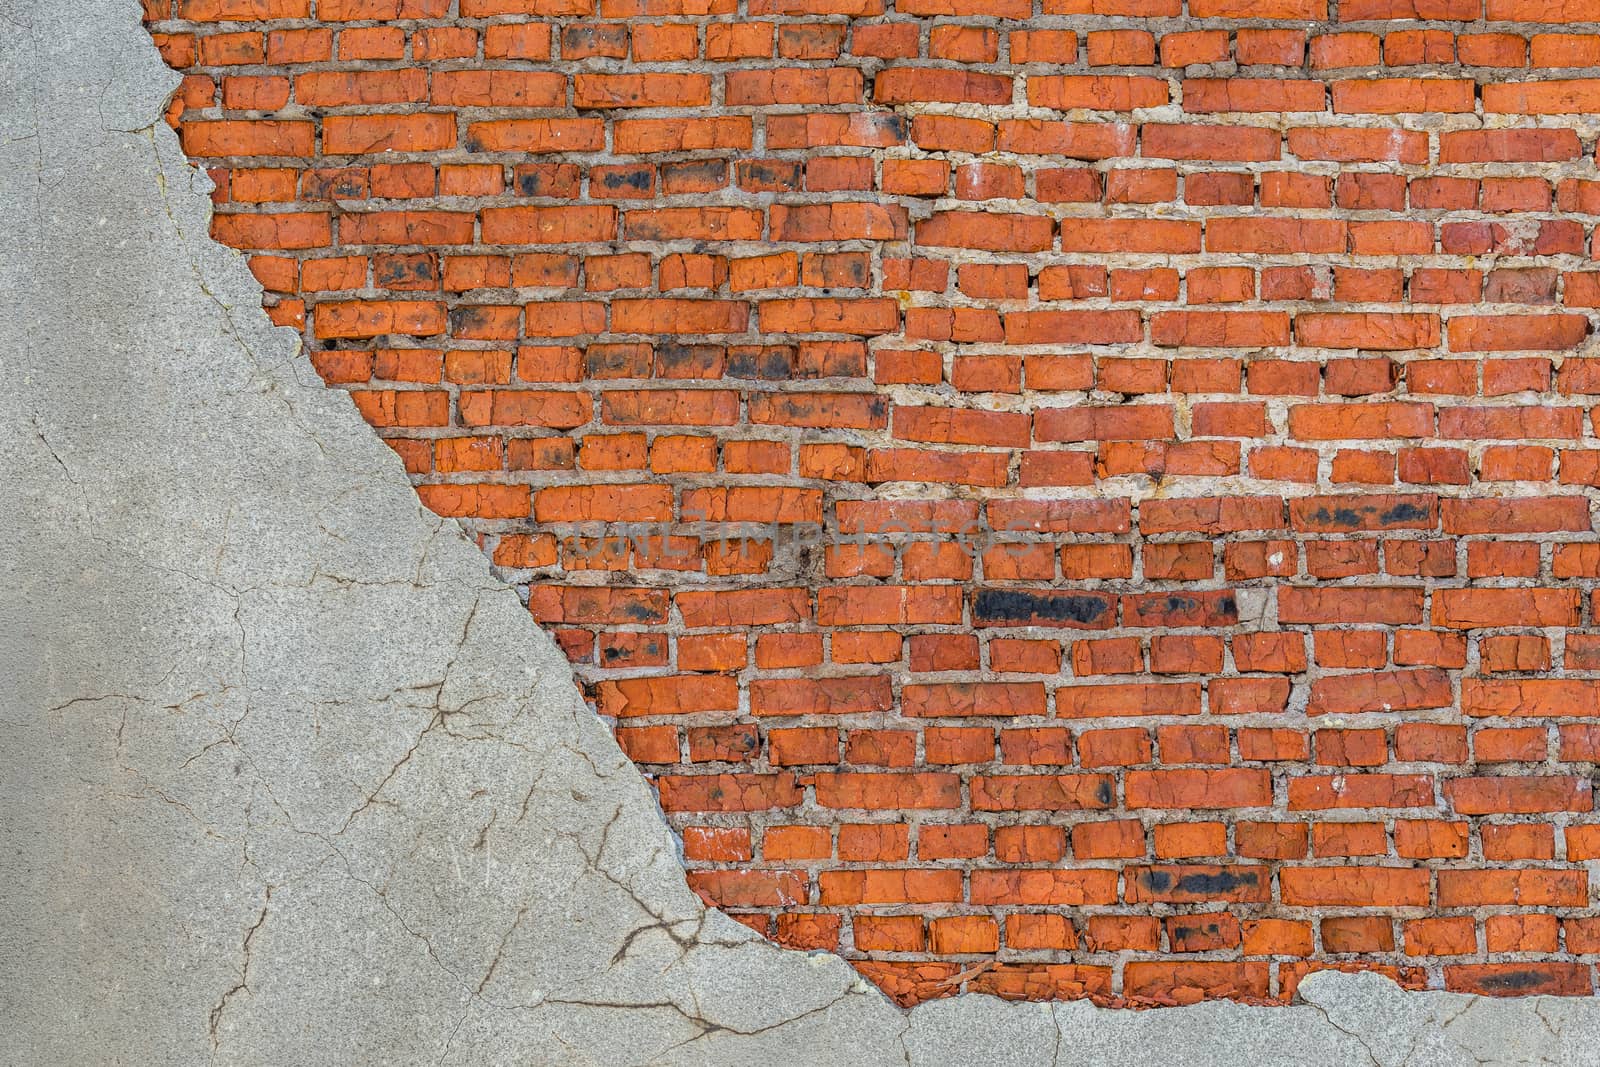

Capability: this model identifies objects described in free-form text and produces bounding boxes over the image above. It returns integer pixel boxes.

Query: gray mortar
[1,0,1599,1062]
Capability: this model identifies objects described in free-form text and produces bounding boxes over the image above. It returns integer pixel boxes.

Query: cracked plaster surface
[4,0,1600,1062]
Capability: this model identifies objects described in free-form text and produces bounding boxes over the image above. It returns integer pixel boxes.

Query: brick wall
[146,0,1600,1007]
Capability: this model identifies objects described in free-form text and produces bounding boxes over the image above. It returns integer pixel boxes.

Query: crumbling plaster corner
[4,0,1600,1062]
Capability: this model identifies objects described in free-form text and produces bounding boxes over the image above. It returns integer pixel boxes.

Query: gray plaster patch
[2,1,1600,1062]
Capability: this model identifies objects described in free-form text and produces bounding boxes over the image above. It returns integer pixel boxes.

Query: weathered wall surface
[140,0,1600,1005]
[6,0,1600,1062]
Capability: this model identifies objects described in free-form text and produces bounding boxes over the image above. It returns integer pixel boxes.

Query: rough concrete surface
[2,1,1600,1063]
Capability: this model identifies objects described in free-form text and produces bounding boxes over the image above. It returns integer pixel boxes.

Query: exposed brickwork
[146,0,1600,1006]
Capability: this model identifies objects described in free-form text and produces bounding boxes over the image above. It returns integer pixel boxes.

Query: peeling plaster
[4,1,1600,1063]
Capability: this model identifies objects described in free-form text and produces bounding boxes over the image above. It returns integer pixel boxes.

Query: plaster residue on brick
[137,0,1600,1011]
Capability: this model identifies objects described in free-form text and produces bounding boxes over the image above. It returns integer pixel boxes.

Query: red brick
[156,0,1600,1003]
